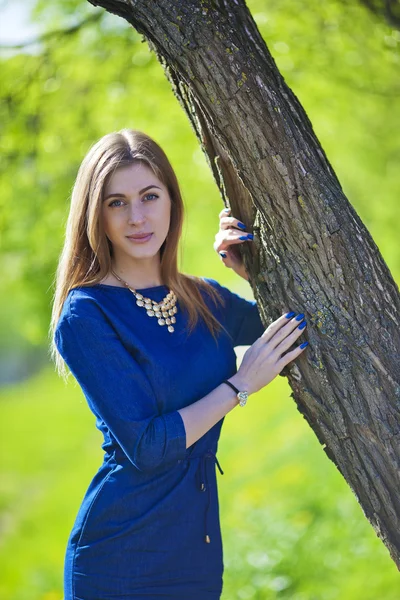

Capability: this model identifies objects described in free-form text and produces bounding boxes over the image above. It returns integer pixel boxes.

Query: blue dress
[54,277,264,600]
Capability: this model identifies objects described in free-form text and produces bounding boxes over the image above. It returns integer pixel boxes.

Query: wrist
[227,374,251,397]
[223,376,249,408]
[224,375,249,407]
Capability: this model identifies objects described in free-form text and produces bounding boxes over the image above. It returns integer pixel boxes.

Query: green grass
[0,362,398,600]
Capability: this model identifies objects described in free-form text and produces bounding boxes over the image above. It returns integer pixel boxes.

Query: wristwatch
[222,379,248,407]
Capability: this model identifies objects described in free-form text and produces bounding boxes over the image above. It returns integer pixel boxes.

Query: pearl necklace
[110,269,178,333]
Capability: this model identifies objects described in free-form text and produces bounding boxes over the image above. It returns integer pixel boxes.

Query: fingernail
[298,321,307,330]
[246,233,254,239]
[239,235,248,240]
[285,311,296,319]
[295,313,305,321]
[224,208,230,212]
[237,221,246,229]
[300,341,309,348]
[219,251,227,258]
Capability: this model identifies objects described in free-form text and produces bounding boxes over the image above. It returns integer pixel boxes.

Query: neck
[110,264,163,289]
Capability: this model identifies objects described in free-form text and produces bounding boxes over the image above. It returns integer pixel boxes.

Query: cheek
[102,214,121,242]
[102,210,121,231]
[154,203,171,229]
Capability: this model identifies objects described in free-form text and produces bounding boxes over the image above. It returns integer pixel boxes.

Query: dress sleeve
[204,278,265,346]
[54,311,187,473]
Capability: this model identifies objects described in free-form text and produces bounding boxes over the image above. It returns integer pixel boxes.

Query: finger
[277,341,309,370]
[216,241,242,266]
[219,216,248,232]
[260,312,304,344]
[218,207,231,218]
[269,313,306,352]
[214,230,254,256]
[218,247,241,269]
[273,320,307,356]
[216,229,254,248]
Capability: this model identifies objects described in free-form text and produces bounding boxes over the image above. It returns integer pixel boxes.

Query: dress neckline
[94,283,168,293]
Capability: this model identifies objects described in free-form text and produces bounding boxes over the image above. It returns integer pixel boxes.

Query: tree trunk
[88,0,400,568]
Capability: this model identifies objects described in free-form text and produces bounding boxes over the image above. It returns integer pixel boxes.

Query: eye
[143,193,158,201]
[109,199,124,207]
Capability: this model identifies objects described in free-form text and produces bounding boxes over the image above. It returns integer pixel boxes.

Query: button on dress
[54,277,264,600]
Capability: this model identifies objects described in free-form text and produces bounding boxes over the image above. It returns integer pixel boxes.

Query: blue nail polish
[224,208,230,212]
[237,221,246,229]
[295,313,305,321]
[298,321,307,330]
[300,341,309,348]
[219,252,227,258]
[239,235,248,240]
[285,312,296,319]
[246,233,254,239]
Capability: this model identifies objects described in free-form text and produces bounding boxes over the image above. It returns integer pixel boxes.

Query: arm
[177,376,244,448]
[203,277,265,346]
[55,313,186,472]
[226,286,264,346]
[55,309,244,470]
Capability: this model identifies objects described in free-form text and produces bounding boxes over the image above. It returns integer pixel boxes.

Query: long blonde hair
[49,128,226,381]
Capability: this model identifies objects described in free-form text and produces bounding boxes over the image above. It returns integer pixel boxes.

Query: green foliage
[0,0,399,597]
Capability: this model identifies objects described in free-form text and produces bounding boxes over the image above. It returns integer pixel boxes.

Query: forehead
[104,162,163,195]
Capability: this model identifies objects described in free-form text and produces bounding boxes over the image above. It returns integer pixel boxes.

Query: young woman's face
[102,162,171,266]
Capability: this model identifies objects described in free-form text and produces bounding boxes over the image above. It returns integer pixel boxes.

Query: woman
[50,128,309,600]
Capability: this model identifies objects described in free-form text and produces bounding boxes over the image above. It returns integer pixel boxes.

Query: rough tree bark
[88,0,400,568]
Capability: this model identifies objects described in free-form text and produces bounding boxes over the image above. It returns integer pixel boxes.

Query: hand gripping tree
[88,0,400,568]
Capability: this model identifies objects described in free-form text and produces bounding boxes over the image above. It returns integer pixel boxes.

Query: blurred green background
[0,0,399,598]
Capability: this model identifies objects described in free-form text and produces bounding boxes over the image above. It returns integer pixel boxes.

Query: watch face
[238,391,248,406]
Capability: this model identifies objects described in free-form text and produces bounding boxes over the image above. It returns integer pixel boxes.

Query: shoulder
[199,276,258,316]
[55,286,108,333]
[192,276,230,306]
[199,276,221,289]
[176,273,227,303]
[54,287,119,357]
[193,275,225,293]
[198,276,232,300]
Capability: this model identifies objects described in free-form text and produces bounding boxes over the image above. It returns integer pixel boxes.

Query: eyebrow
[104,185,162,201]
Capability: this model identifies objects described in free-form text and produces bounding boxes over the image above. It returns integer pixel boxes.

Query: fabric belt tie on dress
[185,449,224,544]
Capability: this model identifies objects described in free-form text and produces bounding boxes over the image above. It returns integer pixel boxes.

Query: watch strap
[222,379,240,395]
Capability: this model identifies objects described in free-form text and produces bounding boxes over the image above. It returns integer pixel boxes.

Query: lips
[127,233,152,240]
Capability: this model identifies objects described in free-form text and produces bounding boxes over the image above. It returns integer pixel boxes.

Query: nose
[127,203,146,226]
